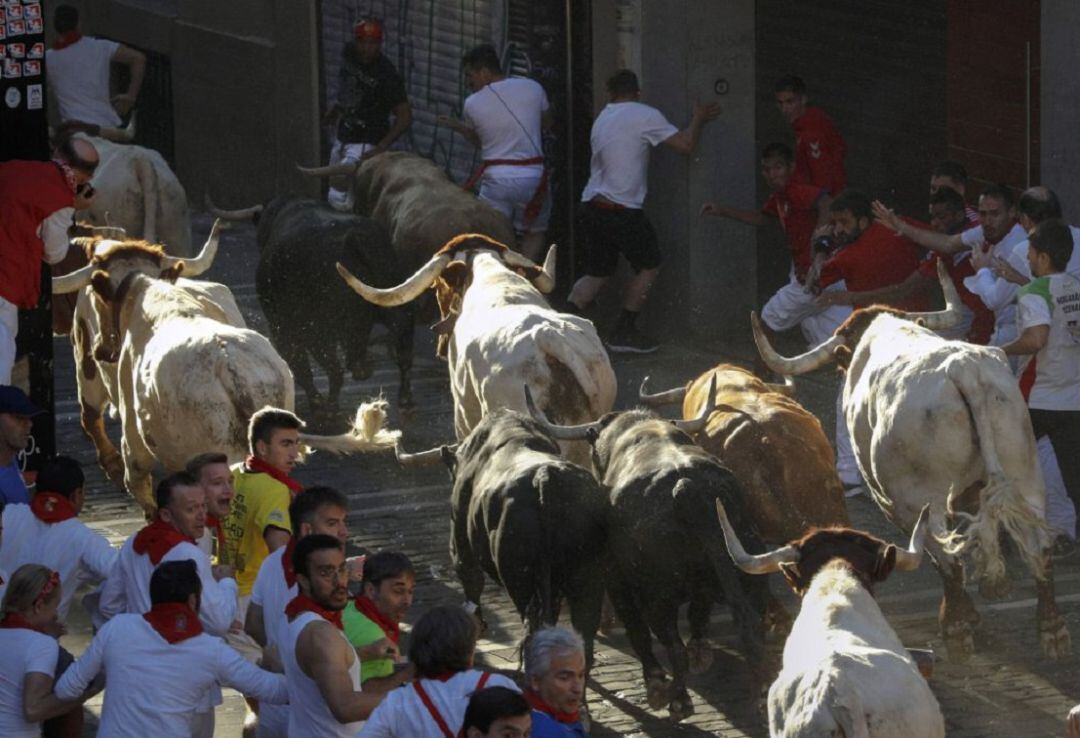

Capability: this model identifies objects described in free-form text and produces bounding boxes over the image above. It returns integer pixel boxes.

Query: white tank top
[282,611,363,738]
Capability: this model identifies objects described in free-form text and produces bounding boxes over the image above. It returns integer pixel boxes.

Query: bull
[396,408,607,667]
[752,260,1071,660]
[716,501,945,738]
[525,376,769,721]
[338,233,616,467]
[206,194,415,409]
[298,151,516,272]
[52,222,400,515]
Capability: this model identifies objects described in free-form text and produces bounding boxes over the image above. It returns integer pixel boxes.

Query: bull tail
[524,466,556,632]
[300,398,400,456]
[940,360,1051,580]
[133,152,159,243]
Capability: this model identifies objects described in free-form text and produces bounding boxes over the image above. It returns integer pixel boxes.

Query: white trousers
[327,141,377,212]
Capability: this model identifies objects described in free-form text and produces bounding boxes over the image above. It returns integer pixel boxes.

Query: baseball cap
[354,19,383,41]
[0,386,45,417]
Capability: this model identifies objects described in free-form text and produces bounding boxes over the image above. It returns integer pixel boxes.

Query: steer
[716,501,945,738]
[53,223,400,515]
[752,260,1071,660]
[207,194,415,409]
[298,151,516,272]
[338,233,616,467]
[397,408,607,667]
[525,377,769,721]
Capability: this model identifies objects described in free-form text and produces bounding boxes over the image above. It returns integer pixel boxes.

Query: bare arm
[299,622,384,722]
[818,271,930,307]
[264,526,291,553]
[872,201,965,255]
[699,202,767,227]
[245,602,267,647]
[372,102,412,154]
[111,45,146,115]
[1002,324,1049,355]
[23,673,85,723]
[663,101,721,155]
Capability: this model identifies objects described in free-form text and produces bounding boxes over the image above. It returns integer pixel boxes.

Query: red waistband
[588,197,627,211]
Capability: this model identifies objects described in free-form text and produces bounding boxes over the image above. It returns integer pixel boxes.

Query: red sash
[143,603,204,644]
[281,537,298,588]
[462,157,548,230]
[244,456,304,495]
[284,593,343,630]
[588,196,626,211]
[351,594,400,643]
[133,517,195,565]
[414,671,492,738]
[30,492,78,524]
[0,613,45,633]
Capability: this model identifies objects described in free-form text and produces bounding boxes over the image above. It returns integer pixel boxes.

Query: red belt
[463,157,548,230]
[588,197,626,211]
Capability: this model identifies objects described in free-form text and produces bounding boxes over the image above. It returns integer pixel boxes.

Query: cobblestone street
[57,215,1080,737]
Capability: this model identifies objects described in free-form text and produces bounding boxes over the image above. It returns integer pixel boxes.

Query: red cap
[354,19,383,41]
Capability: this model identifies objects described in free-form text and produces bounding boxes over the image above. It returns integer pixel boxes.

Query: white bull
[54,222,399,515]
[716,501,945,738]
[752,261,1070,661]
[338,233,615,466]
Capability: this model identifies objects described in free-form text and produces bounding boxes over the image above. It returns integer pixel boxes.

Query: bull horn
[638,375,686,407]
[673,373,716,434]
[752,311,845,376]
[52,263,95,294]
[903,260,963,331]
[715,499,799,575]
[766,375,796,397]
[296,161,360,178]
[163,219,223,276]
[894,504,931,571]
[502,245,557,293]
[394,443,456,467]
[205,193,263,222]
[88,225,128,238]
[523,384,602,440]
[337,253,451,307]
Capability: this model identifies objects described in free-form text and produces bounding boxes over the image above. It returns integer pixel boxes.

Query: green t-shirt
[342,601,394,683]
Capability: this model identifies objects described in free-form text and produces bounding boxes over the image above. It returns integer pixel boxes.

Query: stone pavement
[49,213,1080,736]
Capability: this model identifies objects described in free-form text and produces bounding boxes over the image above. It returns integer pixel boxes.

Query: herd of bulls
[51,138,1070,737]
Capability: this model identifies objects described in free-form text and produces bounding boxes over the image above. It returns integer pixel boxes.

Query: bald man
[0,136,98,382]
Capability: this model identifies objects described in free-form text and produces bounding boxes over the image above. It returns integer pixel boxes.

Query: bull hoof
[686,638,715,674]
[1039,616,1072,659]
[942,624,975,663]
[645,675,671,710]
[667,693,695,722]
[978,577,1012,601]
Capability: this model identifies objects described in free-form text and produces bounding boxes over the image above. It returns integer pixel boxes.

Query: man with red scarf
[186,452,235,562]
[56,561,287,738]
[0,135,97,383]
[98,472,238,636]
[0,456,115,624]
[523,627,587,738]
[281,535,386,737]
[343,550,415,686]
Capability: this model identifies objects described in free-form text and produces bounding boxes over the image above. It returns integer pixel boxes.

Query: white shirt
[250,546,297,650]
[358,670,519,738]
[55,613,287,738]
[45,37,122,127]
[98,534,238,636]
[0,503,117,621]
[39,209,77,265]
[462,77,549,179]
[961,222,1029,345]
[1016,272,1080,410]
[0,627,58,738]
[580,101,679,209]
[282,611,362,738]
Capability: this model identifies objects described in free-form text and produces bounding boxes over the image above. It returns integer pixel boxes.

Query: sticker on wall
[4,85,18,108]
[0,23,7,39]
[21,58,37,76]
[26,82,40,109]
[7,41,22,57]
[0,9,6,23]
[7,19,24,36]
[24,4,39,20]
[4,57,19,77]
[5,3,20,18]
[0,45,5,59]
[25,15,38,33]
[27,41,41,58]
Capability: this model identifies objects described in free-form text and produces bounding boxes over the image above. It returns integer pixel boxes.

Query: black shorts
[577,202,662,277]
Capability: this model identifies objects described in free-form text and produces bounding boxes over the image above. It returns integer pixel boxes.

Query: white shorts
[761,273,853,347]
[0,298,17,385]
[327,141,377,212]
[478,170,551,233]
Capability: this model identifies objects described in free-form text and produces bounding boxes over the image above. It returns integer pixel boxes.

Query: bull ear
[873,543,898,583]
[90,270,114,300]
[440,445,457,476]
[159,264,183,283]
[585,427,599,445]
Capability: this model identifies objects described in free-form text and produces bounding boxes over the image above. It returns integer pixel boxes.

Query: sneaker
[1051,535,1078,560]
[606,325,660,354]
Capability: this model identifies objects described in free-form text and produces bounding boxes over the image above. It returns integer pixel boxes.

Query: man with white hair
[523,626,588,738]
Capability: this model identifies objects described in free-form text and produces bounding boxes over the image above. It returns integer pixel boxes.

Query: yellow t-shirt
[223,463,292,596]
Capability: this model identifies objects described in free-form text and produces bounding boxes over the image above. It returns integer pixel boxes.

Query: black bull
[253,195,415,408]
[437,409,607,665]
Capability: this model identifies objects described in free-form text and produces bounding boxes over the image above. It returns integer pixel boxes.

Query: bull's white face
[87,249,170,361]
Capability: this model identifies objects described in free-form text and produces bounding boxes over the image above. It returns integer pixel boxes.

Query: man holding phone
[0,135,98,382]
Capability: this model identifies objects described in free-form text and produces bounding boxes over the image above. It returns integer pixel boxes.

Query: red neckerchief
[52,31,83,50]
[132,516,195,565]
[285,593,343,630]
[244,456,304,494]
[205,514,226,553]
[143,602,203,644]
[351,594,400,643]
[526,690,581,724]
[0,613,45,633]
[30,492,78,524]
[281,537,298,588]
[51,159,79,193]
